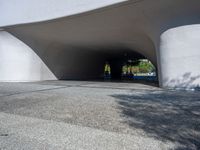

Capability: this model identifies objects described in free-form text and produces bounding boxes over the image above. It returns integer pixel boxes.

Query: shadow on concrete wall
[163,73,200,89]
[112,90,200,150]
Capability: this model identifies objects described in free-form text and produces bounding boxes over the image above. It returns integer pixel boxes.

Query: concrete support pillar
[159,25,200,89]
[0,31,56,81]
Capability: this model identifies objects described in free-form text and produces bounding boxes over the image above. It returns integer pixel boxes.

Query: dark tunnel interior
[106,51,145,80]
[45,47,158,84]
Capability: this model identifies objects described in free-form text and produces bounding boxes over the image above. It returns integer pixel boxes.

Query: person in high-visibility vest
[104,62,111,79]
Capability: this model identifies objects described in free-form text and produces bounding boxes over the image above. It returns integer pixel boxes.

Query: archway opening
[103,50,158,85]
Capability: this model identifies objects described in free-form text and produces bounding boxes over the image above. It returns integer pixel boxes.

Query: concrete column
[159,25,200,89]
[0,31,56,81]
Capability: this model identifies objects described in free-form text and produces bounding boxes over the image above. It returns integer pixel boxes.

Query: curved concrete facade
[0,0,200,88]
[0,31,56,81]
[159,25,200,88]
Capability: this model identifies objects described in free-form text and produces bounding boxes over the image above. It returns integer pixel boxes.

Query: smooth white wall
[0,31,56,81]
[159,25,200,88]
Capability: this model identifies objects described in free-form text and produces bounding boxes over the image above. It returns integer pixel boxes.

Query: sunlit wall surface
[0,31,56,81]
[159,25,200,88]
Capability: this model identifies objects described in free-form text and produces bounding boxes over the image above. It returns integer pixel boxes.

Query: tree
[137,60,155,73]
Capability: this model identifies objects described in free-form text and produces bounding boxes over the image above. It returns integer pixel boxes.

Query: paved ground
[0,81,199,150]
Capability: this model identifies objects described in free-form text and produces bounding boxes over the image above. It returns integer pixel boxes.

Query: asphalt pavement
[0,81,199,150]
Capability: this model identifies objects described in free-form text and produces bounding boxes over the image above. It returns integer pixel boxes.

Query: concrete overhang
[1,0,200,87]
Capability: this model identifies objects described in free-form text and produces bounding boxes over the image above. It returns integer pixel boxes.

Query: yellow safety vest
[104,64,111,74]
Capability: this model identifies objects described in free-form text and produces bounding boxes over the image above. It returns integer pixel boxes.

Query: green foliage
[134,60,155,73]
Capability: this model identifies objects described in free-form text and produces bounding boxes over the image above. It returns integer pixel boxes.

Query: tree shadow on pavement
[111,90,200,150]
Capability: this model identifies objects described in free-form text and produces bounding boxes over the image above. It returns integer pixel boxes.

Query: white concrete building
[0,0,200,88]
